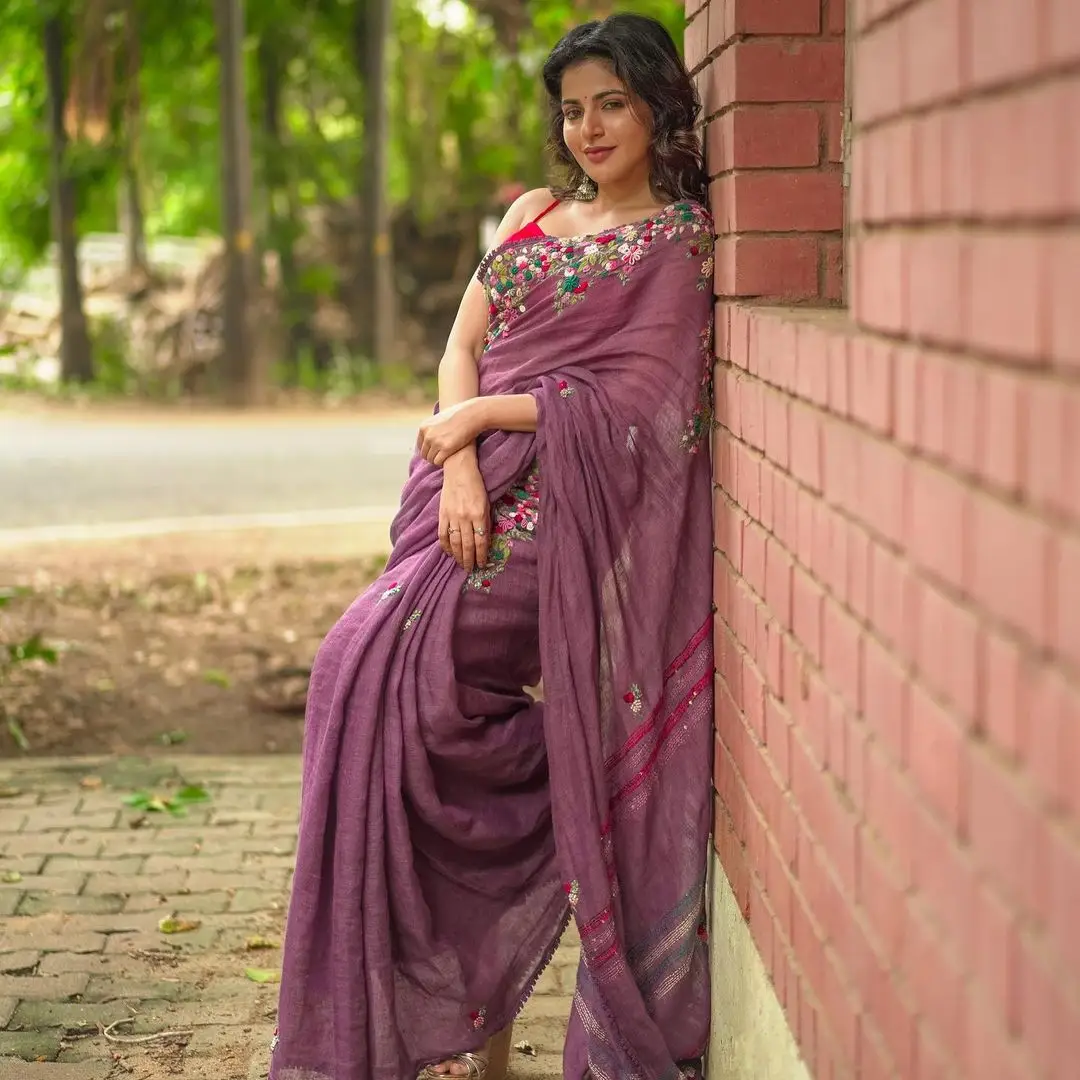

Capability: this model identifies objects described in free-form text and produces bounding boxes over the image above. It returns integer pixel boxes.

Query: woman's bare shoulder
[505,188,557,230]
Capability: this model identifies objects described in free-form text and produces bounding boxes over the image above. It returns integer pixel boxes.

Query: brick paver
[0,757,571,1079]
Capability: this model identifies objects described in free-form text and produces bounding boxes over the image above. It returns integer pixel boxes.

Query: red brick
[1025,667,1078,814]
[907,684,967,833]
[827,332,851,416]
[1056,534,1080,671]
[858,835,907,959]
[893,346,919,448]
[733,0,822,35]
[913,583,980,723]
[964,992,1029,1080]
[971,883,1022,1034]
[978,631,1025,760]
[734,39,846,103]
[849,338,893,435]
[940,104,976,218]
[907,231,967,346]
[942,358,983,474]
[795,322,831,407]
[907,461,970,592]
[823,237,844,302]
[978,368,1028,494]
[790,401,824,491]
[823,599,863,715]
[869,541,917,656]
[1047,825,1080,983]
[853,15,905,123]
[969,745,1051,920]
[853,232,908,336]
[968,233,1049,364]
[766,536,794,628]
[970,81,1074,220]
[856,436,909,547]
[970,493,1054,648]
[1050,0,1080,62]
[914,111,947,218]
[904,0,964,108]
[968,0,1044,90]
[826,0,845,34]
[725,105,823,170]
[860,632,909,763]
[1025,382,1080,520]
[685,6,711,71]
[824,103,843,163]
[1049,233,1080,371]
[715,235,820,299]
[907,909,971,1066]
[822,419,860,514]
[729,170,844,233]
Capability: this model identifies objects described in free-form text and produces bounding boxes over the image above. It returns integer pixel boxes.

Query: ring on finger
[473,526,485,536]
[448,526,460,535]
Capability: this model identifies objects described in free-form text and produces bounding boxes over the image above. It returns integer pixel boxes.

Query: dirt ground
[1,556,381,759]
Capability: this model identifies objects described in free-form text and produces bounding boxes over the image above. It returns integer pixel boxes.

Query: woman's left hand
[417,400,484,466]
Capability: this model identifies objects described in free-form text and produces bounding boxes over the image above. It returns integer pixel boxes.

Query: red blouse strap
[531,198,560,225]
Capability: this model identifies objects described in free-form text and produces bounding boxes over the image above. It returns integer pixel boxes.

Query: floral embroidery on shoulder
[463,461,540,593]
[481,202,714,345]
[400,609,423,634]
[679,320,714,455]
[623,684,644,715]
[558,379,576,398]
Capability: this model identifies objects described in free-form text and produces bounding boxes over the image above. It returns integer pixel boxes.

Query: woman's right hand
[439,450,490,572]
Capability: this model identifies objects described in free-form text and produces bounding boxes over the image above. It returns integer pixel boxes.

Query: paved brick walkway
[0,757,572,1080]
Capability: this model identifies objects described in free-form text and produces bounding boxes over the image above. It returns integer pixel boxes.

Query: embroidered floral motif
[469,1007,487,1030]
[481,202,713,345]
[679,322,714,455]
[400,609,423,634]
[463,460,540,593]
[623,684,644,715]
[558,379,576,398]
[564,879,580,908]
[378,581,403,602]
[270,1028,279,1054]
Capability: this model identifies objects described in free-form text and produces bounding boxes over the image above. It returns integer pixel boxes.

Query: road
[0,407,422,545]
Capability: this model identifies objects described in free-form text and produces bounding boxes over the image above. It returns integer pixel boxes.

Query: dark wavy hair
[541,14,707,205]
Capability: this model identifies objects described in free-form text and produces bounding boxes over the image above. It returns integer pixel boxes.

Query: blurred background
[0,0,680,760]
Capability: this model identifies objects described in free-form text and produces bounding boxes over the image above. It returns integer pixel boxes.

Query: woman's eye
[603,100,623,110]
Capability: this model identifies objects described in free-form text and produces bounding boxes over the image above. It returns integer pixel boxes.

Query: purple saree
[271,200,716,1080]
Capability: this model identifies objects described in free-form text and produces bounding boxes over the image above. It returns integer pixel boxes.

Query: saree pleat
[271,201,716,1080]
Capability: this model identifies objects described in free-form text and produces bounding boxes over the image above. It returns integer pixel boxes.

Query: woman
[270,13,715,1080]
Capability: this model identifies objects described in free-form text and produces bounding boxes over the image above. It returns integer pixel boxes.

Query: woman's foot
[424,1024,513,1079]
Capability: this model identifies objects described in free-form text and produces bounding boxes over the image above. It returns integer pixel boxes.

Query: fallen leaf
[245,968,281,984]
[0,787,21,799]
[245,936,279,951]
[514,1041,537,1057]
[80,776,103,790]
[158,916,201,935]
[1,870,23,884]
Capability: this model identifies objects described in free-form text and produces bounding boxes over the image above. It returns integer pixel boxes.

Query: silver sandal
[418,1052,488,1079]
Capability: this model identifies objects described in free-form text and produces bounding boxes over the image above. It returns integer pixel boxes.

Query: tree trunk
[258,30,312,382]
[214,0,258,405]
[355,0,394,365]
[121,0,148,278]
[44,15,94,384]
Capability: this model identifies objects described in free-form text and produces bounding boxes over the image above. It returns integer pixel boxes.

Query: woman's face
[560,60,653,191]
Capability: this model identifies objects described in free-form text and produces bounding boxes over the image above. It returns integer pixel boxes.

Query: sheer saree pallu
[270,201,717,1080]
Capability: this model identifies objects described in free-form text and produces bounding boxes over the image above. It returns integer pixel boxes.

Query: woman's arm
[436,189,553,467]
[471,393,538,433]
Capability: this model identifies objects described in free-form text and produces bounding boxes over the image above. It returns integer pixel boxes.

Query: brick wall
[688,1,1080,1078]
